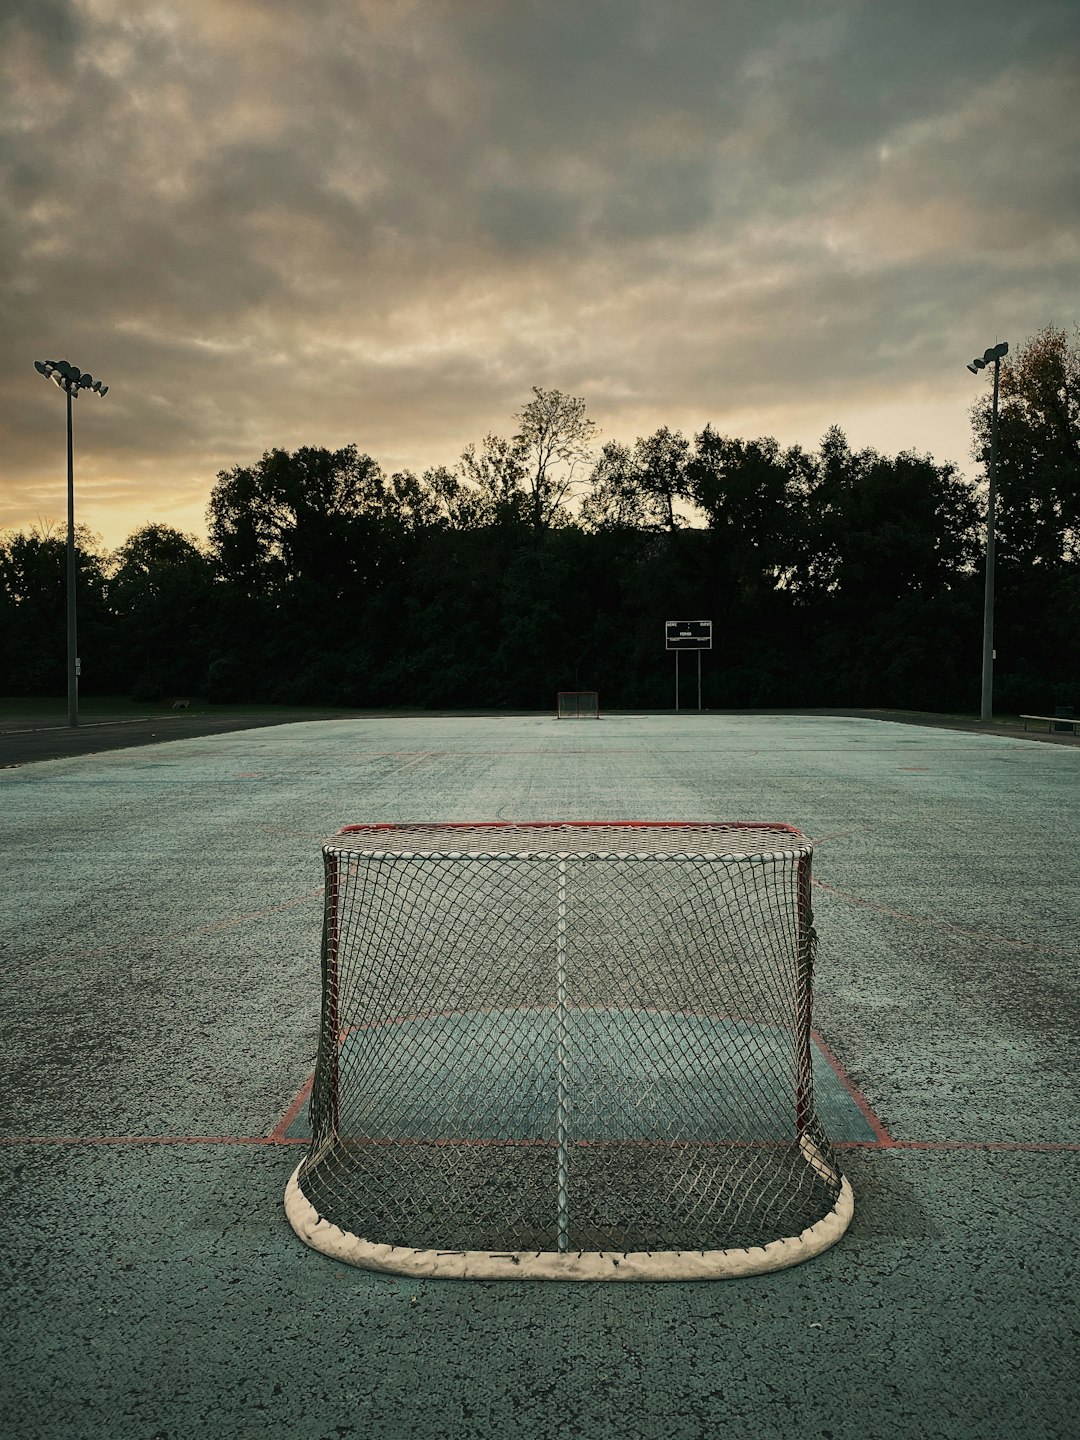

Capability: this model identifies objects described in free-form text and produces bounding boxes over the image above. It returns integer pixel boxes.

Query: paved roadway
[0,709,350,767]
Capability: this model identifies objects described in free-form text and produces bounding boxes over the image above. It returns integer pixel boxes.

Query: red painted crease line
[0,1134,308,1147]
[811,879,1080,959]
[4,1031,1074,1155]
[810,1028,897,1147]
[2,1132,1075,1152]
[337,820,804,836]
[268,1074,314,1142]
[886,1139,1080,1153]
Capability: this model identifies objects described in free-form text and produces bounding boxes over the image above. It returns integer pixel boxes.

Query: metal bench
[1020,713,1080,734]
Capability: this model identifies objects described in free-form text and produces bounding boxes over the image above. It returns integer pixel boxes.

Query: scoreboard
[665,620,712,650]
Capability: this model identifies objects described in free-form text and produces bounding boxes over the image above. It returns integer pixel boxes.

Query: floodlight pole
[34,359,109,728]
[967,342,1007,723]
[65,382,77,727]
[980,355,1002,723]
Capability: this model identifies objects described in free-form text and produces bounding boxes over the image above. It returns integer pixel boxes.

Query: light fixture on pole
[34,359,109,728]
[966,341,1008,723]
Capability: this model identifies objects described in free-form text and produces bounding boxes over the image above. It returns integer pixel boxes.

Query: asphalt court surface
[3,704,1077,768]
[1,712,1077,1439]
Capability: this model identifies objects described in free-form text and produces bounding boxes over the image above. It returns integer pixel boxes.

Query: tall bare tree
[513,387,598,530]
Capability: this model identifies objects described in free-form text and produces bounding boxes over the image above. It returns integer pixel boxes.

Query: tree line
[2,326,1076,714]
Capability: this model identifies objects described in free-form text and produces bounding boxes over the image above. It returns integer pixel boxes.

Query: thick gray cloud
[2,0,1077,547]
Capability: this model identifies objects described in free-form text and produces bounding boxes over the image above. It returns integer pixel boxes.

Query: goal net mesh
[286,822,852,1279]
[556,691,599,718]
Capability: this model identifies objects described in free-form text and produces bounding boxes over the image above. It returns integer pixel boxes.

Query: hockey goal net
[285,822,853,1279]
[556,690,599,719]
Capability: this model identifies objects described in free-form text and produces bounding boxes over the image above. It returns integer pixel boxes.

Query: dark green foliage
[970,326,1080,571]
[2,342,1076,713]
[0,525,112,695]
[964,325,1080,713]
[107,524,213,699]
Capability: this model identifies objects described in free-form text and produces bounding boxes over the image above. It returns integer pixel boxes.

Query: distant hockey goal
[285,822,853,1280]
[556,690,599,719]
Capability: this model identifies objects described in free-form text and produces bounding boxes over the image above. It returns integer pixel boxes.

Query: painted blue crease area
[286,1009,879,1144]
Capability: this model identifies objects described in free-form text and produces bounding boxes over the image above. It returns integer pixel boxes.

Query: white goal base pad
[284,1160,854,1281]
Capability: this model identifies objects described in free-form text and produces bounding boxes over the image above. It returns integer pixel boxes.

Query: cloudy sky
[2,0,1077,552]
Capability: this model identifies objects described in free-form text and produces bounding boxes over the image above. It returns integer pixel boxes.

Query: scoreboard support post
[666,620,712,711]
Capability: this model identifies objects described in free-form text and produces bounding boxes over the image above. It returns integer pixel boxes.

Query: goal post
[556,690,599,719]
[285,822,853,1280]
